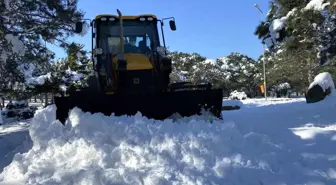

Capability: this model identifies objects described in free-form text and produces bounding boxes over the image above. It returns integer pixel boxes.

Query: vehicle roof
[95,14,157,20]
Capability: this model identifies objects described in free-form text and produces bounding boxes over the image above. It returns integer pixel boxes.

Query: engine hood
[112,53,153,71]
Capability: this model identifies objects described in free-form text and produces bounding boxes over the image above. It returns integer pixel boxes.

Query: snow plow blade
[54,89,223,124]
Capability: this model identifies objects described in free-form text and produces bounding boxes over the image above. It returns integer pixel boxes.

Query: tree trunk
[51,91,54,104]
[308,69,314,85]
[0,97,2,111]
[44,93,48,107]
[307,57,316,85]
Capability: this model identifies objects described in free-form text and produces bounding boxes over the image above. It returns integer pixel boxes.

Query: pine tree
[168,50,260,96]
[254,0,334,91]
[0,0,85,98]
[216,53,260,96]
[318,0,336,65]
[168,51,206,83]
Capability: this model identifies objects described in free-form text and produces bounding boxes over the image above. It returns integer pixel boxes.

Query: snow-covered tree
[254,0,335,91]
[168,51,206,83]
[51,42,92,93]
[215,53,260,96]
[318,0,336,65]
[168,51,260,96]
[0,0,87,98]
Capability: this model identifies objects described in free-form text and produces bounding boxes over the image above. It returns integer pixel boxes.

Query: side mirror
[169,20,176,31]
[75,22,83,33]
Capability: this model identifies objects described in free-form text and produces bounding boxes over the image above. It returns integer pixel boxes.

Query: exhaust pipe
[116,9,127,92]
[116,9,126,71]
[116,9,125,59]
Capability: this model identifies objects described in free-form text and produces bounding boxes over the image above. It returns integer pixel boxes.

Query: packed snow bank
[309,72,335,93]
[223,93,336,185]
[0,121,32,173]
[306,72,335,103]
[222,99,244,108]
[1,95,336,184]
[0,106,249,185]
[241,97,305,108]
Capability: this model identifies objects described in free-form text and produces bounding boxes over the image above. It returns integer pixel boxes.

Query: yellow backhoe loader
[54,9,223,123]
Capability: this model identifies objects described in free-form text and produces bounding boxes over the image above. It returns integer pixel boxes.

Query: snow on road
[0,95,335,185]
[0,120,32,174]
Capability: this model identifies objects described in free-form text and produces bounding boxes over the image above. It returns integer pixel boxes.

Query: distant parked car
[3,100,37,120]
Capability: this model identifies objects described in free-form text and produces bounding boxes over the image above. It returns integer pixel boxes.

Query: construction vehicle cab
[54,10,223,124]
[74,13,177,94]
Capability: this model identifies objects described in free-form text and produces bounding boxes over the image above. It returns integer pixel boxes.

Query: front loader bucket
[54,89,223,124]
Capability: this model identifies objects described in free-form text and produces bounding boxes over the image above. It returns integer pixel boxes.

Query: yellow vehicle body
[54,10,223,124]
[112,53,153,70]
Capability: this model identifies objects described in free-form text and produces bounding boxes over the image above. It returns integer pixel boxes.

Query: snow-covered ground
[0,95,335,184]
[0,120,32,174]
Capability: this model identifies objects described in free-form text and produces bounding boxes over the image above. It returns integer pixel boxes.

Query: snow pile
[1,95,336,184]
[0,106,248,184]
[304,0,330,11]
[229,90,247,100]
[222,99,244,108]
[0,121,32,173]
[308,72,335,93]
[241,97,304,108]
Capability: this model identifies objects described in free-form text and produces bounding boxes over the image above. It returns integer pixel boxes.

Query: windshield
[96,20,160,55]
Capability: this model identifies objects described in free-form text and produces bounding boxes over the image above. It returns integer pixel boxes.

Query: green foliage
[168,51,206,82]
[254,22,270,40]
[168,51,261,97]
[0,0,85,99]
[254,0,336,94]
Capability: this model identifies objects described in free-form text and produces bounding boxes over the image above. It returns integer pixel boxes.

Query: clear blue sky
[50,0,270,60]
